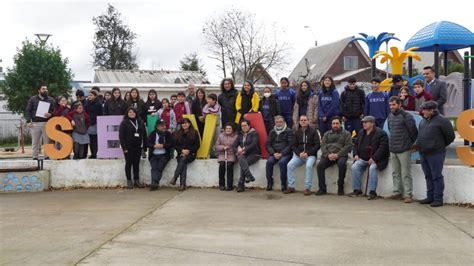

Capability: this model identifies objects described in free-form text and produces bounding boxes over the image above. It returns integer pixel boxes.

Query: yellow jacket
[235,91,259,123]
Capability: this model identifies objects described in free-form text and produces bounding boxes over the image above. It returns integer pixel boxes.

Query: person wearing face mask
[259,86,280,134]
[26,85,56,160]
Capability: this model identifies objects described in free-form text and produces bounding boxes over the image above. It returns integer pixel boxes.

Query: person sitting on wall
[234,119,260,192]
[284,115,320,196]
[349,115,389,200]
[265,115,293,192]
[147,119,174,191]
[316,116,352,196]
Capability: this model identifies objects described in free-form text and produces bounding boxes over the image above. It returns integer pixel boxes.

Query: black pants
[218,161,234,188]
[237,154,260,187]
[149,154,169,185]
[125,149,141,180]
[73,142,86,159]
[173,154,196,181]
[88,134,98,158]
[317,156,348,191]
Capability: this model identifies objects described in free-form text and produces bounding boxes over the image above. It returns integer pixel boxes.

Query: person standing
[104,87,127,115]
[235,81,259,124]
[413,80,433,112]
[214,123,238,191]
[386,96,418,203]
[126,88,146,121]
[259,86,280,134]
[265,115,293,192]
[191,88,207,136]
[173,92,192,124]
[25,85,55,160]
[186,83,197,104]
[318,75,340,136]
[170,118,200,191]
[292,80,318,130]
[66,102,90,159]
[234,119,260,192]
[156,98,177,133]
[416,101,455,207]
[365,77,389,129]
[340,76,365,135]
[422,66,447,114]
[147,119,174,191]
[276,77,296,128]
[399,87,416,111]
[316,116,352,196]
[218,78,238,127]
[284,115,320,196]
[144,89,162,118]
[119,107,147,189]
[349,116,389,200]
[84,90,103,159]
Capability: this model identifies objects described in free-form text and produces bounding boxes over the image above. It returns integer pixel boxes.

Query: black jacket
[104,98,127,116]
[259,95,280,121]
[119,118,147,152]
[25,94,55,123]
[147,130,174,159]
[292,126,320,156]
[84,99,103,126]
[218,88,238,126]
[234,128,260,156]
[387,109,418,153]
[353,127,390,170]
[175,129,200,156]
[416,110,455,155]
[339,85,365,118]
[126,99,146,120]
[266,127,293,156]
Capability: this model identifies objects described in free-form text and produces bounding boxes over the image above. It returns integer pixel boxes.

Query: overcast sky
[1,0,472,83]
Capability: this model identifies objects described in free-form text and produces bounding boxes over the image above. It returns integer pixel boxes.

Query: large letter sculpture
[44,117,73,159]
[456,109,474,166]
[97,116,124,159]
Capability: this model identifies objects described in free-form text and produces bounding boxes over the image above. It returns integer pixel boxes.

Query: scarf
[274,123,287,135]
[296,89,310,106]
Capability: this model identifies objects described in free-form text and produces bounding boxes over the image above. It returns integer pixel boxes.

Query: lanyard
[130,120,138,133]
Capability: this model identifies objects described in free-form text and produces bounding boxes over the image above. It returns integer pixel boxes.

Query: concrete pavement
[1,188,473,265]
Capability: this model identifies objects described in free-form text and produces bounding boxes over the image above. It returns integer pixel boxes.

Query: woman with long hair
[292,80,318,129]
[235,81,259,124]
[144,89,163,118]
[126,88,146,121]
[318,75,340,135]
[104,87,127,115]
[234,119,260,192]
[218,78,238,126]
[191,88,207,136]
[170,118,200,191]
[119,107,147,189]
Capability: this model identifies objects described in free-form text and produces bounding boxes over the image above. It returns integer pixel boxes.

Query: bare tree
[203,9,289,83]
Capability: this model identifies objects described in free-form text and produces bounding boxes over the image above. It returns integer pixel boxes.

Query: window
[344,56,358,70]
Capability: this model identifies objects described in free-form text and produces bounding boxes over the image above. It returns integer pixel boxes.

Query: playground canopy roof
[405,21,474,51]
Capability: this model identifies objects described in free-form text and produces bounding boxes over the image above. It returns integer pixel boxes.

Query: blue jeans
[421,151,446,202]
[351,159,378,192]
[266,154,291,185]
[287,153,316,189]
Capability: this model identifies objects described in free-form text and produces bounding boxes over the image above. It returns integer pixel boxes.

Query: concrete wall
[0,170,49,193]
[38,158,474,204]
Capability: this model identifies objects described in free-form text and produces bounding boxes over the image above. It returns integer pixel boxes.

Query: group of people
[25,65,455,206]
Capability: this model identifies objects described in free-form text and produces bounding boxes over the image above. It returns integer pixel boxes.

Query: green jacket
[321,129,352,158]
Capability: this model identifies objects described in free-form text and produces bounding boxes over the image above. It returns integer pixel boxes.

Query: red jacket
[173,101,191,123]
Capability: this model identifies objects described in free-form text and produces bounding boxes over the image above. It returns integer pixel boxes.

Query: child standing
[66,102,90,159]
[364,77,389,129]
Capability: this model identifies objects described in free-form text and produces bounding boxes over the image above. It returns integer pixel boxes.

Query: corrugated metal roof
[289,36,370,83]
[93,69,210,84]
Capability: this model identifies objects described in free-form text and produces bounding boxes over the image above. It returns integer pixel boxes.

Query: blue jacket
[318,88,339,119]
[276,88,296,115]
[364,91,389,120]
